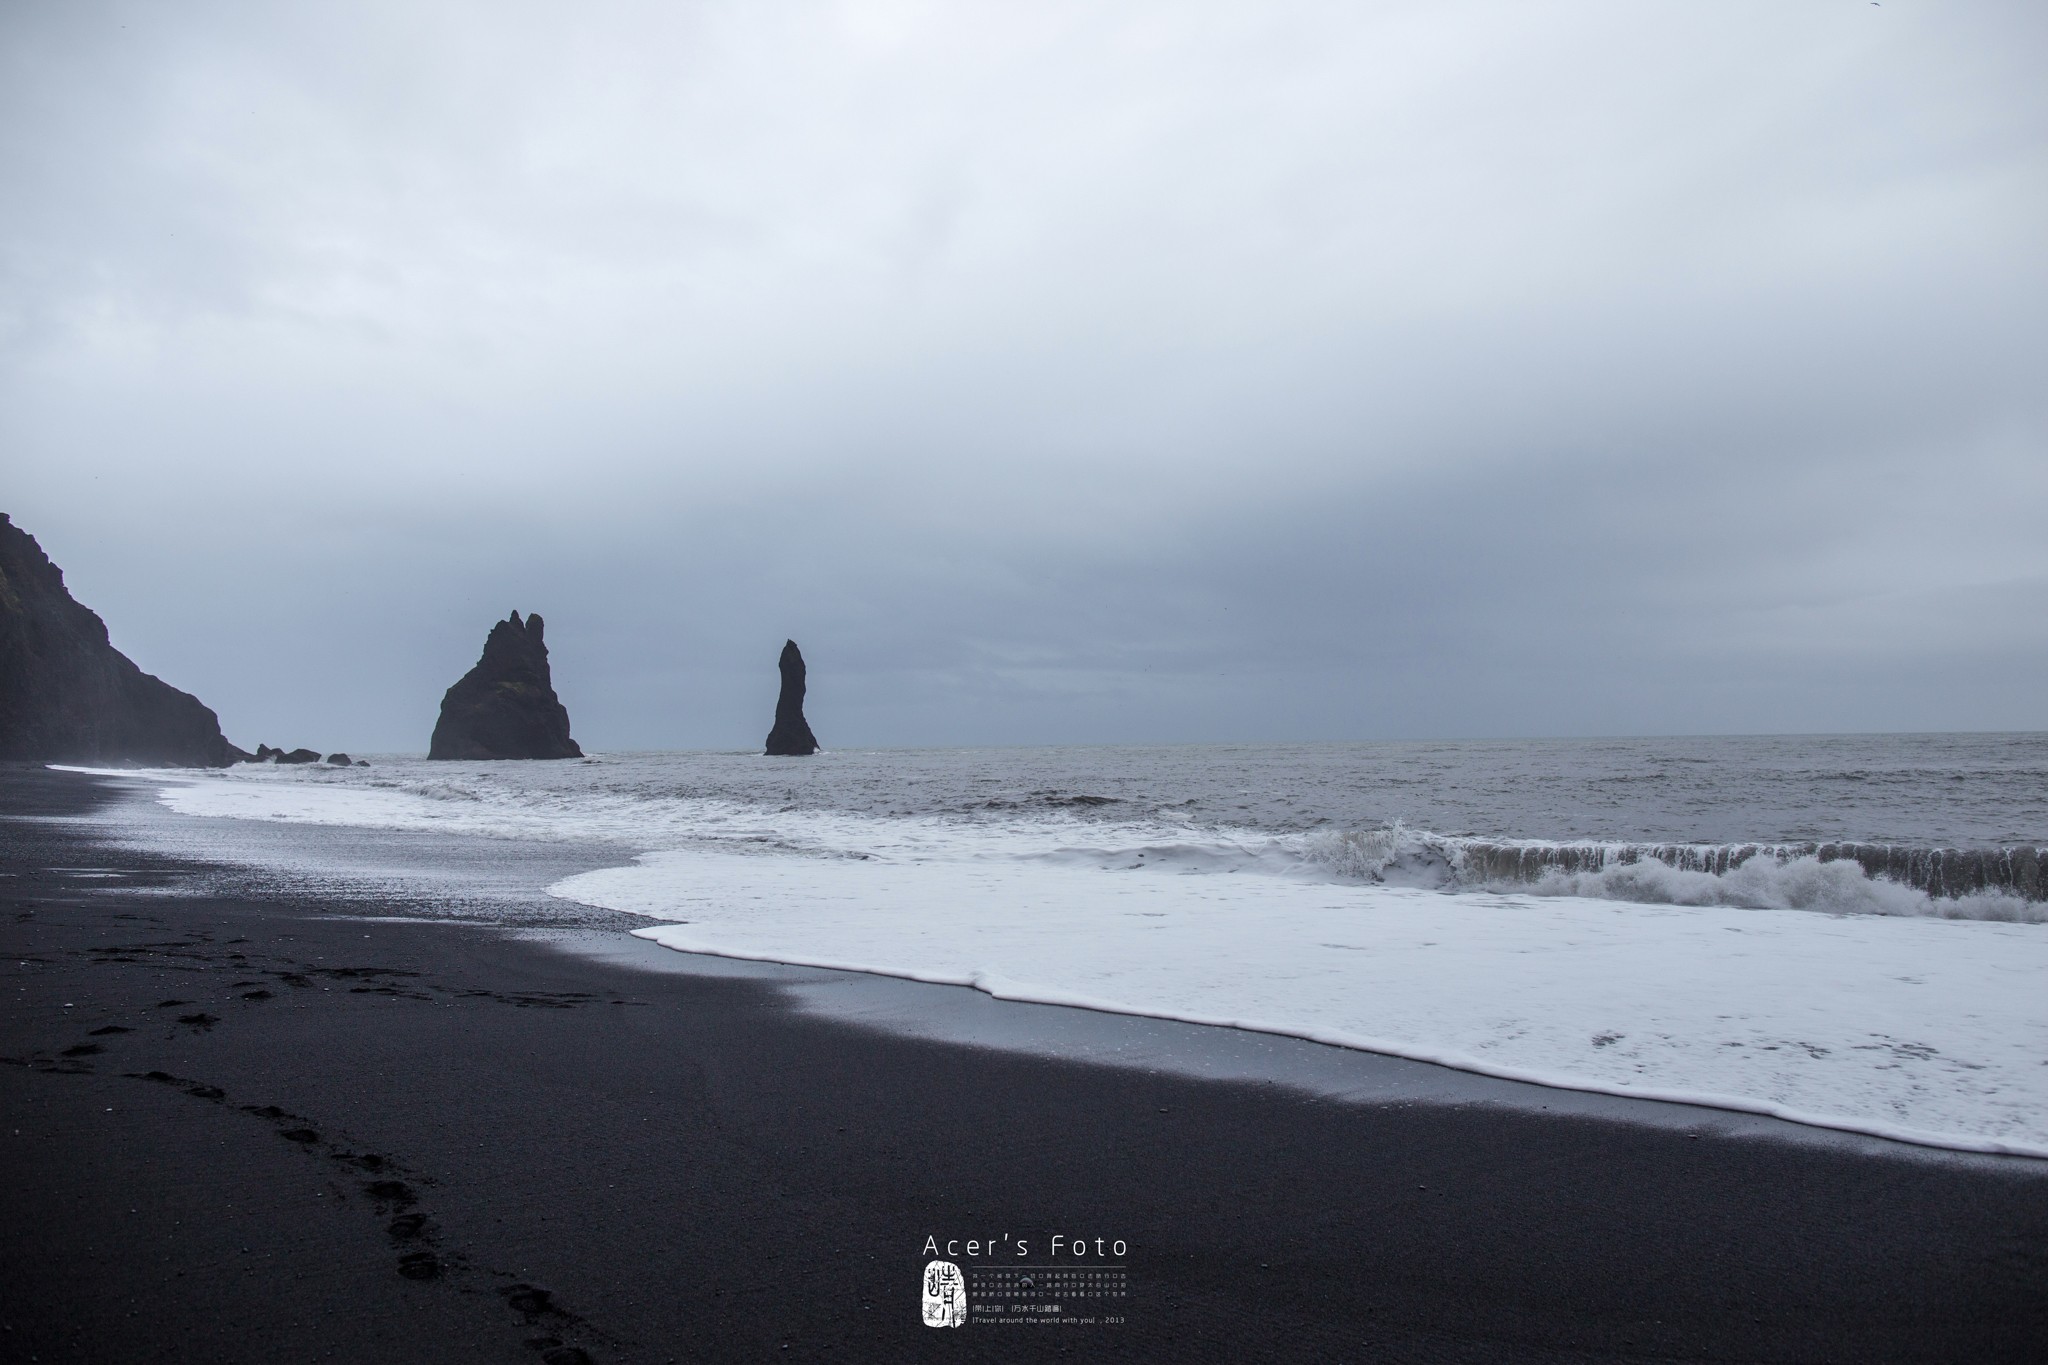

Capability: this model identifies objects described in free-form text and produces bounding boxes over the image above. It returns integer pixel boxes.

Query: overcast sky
[5,0,2044,752]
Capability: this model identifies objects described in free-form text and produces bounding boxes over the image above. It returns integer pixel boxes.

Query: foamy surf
[78,742,2048,1156]
[109,759,2047,923]
[551,846,2048,1157]
[1301,823,2046,921]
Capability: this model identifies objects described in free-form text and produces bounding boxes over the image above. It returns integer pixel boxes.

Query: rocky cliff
[764,639,820,756]
[0,513,241,767]
[428,611,582,760]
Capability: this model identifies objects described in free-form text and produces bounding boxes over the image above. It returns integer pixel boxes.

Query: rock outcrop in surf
[243,744,362,766]
[428,611,582,760]
[764,639,819,756]
[0,512,242,767]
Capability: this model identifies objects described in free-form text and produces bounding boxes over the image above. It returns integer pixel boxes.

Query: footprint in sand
[508,1287,552,1315]
[503,1284,562,1318]
[397,1251,442,1280]
[365,1180,419,1207]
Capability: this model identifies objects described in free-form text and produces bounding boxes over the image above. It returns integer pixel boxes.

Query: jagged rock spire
[764,639,819,756]
[428,611,582,760]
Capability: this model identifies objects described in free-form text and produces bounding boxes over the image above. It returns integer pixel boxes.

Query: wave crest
[1299,826,2046,922]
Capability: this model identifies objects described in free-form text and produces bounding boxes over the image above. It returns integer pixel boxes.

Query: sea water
[84,733,2048,1154]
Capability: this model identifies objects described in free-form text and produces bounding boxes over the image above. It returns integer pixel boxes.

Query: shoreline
[54,762,2048,1158]
[5,764,2047,1361]
[615,924,2048,1161]
[80,762,2048,1159]
[551,925,2044,1171]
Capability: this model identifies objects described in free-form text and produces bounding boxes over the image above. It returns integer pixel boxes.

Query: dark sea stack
[325,753,352,766]
[763,639,819,757]
[0,512,240,767]
[428,611,582,760]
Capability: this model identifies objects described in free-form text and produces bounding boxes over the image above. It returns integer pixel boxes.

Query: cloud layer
[5,0,2044,749]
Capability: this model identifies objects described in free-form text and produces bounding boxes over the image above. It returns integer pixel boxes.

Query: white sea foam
[89,756,2048,1154]
[559,848,2048,1155]
[129,763,2042,922]
[1518,855,2039,921]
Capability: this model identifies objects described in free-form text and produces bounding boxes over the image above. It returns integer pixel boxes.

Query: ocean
[78,732,2048,1156]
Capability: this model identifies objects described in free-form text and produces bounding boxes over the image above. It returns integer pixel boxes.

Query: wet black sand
[2,765,2044,1363]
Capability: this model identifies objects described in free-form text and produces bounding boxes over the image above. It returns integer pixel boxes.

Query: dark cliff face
[428,611,583,760]
[764,639,819,757]
[0,513,239,767]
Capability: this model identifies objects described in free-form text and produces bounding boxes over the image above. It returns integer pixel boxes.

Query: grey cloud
[4,0,2044,751]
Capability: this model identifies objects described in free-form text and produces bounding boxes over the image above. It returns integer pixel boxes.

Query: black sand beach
[3,766,2044,1363]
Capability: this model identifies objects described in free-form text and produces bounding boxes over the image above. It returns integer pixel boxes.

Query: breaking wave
[1300,824,2046,921]
[113,755,2046,924]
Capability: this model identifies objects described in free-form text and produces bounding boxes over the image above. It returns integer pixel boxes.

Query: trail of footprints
[11,922,629,1365]
[41,916,636,1011]
[125,1067,608,1365]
